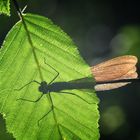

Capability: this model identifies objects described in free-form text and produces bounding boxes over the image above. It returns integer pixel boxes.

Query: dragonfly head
[39,81,48,94]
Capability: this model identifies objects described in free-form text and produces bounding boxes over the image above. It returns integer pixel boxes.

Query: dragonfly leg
[38,105,53,126]
[17,93,44,103]
[14,80,40,91]
[57,91,95,104]
[44,58,59,85]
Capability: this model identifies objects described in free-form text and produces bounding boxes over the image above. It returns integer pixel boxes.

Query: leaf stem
[12,0,44,81]
[12,0,62,138]
[48,94,63,138]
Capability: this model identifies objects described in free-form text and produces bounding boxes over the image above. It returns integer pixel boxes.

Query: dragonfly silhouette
[16,56,140,125]
[15,60,95,125]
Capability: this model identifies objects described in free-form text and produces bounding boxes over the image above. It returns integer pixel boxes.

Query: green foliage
[0,0,10,16]
[120,26,140,59]
[0,13,99,140]
[114,26,140,59]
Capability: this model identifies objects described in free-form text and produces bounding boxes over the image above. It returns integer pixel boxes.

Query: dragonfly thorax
[39,81,49,94]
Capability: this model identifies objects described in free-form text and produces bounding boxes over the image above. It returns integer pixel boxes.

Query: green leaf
[0,0,10,16]
[119,26,140,59]
[0,13,99,140]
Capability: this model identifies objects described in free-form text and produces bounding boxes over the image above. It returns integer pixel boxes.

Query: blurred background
[0,0,140,139]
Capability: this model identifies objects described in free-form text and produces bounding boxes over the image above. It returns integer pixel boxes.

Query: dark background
[0,0,140,140]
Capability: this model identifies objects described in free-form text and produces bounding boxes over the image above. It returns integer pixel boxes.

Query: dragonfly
[16,55,140,125]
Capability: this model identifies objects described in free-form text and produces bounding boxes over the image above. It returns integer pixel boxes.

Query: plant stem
[12,1,62,137]
[12,0,44,81]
